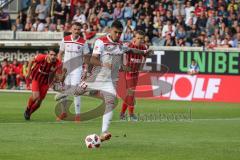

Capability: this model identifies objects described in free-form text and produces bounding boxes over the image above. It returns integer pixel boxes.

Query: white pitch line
[0,89,57,94]
[193,118,240,121]
[0,118,240,125]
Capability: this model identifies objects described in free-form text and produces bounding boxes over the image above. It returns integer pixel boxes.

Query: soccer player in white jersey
[57,22,90,122]
[55,20,152,142]
[89,20,152,141]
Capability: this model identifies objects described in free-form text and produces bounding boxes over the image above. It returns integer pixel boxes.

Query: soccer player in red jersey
[0,65,3,88]
[24,49,62,120]
[120,30,148,121]
[11,59,23,89]
[0,59,10,89]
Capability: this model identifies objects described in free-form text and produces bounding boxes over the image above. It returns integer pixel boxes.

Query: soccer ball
[85,134,101,148]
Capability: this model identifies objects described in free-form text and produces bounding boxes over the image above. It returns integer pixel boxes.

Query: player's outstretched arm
[126,47,154,55]
[57,50,64,61]
[26,57,35,79]
[55,68,67,82]
[82,55,91,80]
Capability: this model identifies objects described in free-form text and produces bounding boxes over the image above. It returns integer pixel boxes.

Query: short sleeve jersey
[59,35,90,74]
[92,35,126,82]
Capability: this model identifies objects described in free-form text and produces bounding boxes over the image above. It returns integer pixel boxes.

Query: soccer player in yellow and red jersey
[24,49,62,120]
[120,30,148,121]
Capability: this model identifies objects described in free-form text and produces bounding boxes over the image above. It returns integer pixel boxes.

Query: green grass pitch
[0,92,240,160]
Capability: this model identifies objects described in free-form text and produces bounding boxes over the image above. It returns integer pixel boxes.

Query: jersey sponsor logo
[130,58,142,63]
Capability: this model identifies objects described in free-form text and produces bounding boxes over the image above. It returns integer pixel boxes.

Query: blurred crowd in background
[0,58,30,90]
[0,0,239,48]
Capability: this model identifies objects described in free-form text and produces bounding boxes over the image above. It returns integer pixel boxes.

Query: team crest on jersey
[104,44,117,51]
[78,46,81,49]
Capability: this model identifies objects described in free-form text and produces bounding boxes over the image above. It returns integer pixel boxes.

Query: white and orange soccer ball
[85,134,101,149]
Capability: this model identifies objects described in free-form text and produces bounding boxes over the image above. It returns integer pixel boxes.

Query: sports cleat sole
[100,132,112,142]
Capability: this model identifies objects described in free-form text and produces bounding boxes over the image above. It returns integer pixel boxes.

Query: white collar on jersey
[107,34,120,44]
[71,35,80,42]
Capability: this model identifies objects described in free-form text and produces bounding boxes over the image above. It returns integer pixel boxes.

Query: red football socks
[128,106,134,115]
[27,96,41,114]
[121,103,128,114]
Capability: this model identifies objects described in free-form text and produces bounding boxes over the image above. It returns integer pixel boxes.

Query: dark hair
[47,48,59,54]
[72,22,81,27]
[135,30,145,36]
[111,20,123,30]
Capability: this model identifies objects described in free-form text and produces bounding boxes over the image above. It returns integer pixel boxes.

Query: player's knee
[32,95,40,101]
[35,98,42,105]
[106,97,117,109]
[31,95,42,105]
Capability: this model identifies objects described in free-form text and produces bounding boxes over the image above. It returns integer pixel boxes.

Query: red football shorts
[31,80,49,100]
[123,72,139,105]
[125,72,139,89]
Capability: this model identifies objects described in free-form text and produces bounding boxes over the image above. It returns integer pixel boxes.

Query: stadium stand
[0,0,239,47]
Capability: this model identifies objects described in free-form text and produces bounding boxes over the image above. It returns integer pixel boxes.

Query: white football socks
[74,96,81,114]
[102,111,113,133]
[101,91,115,133]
